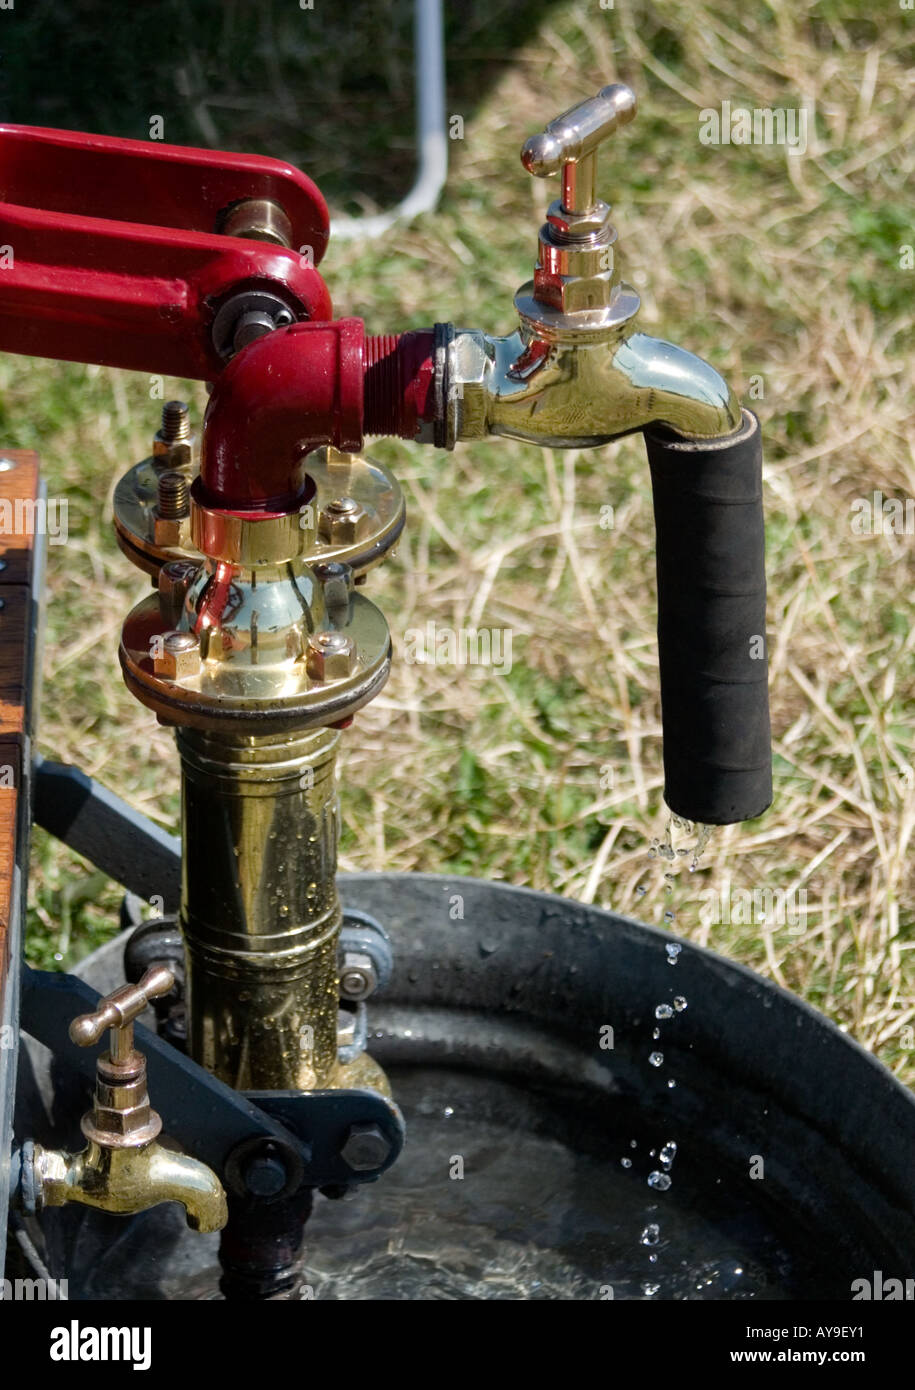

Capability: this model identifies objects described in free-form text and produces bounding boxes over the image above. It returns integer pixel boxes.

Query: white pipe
[331,0,448,241]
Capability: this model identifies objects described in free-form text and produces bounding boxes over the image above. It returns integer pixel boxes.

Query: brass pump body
[118,428,401,1098]
[179,723,386,1095]
[113,83,755,1128]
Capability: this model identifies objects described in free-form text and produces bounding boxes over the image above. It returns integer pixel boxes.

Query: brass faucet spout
[447,324,742,450]
[32,1140,228,1233]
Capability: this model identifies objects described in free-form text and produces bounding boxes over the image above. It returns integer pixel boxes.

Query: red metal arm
[0,126,333,379]
[0,124,437,509]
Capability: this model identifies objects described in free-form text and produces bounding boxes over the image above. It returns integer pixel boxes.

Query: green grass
[3,0,913,1082]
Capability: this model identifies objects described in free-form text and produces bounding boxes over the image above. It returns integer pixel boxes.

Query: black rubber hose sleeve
[643,408,772,825]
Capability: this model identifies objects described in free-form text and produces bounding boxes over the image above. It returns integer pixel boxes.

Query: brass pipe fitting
[28,966,227,1233]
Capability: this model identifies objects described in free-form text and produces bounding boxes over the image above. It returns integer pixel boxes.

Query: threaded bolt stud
[157,470,190,520]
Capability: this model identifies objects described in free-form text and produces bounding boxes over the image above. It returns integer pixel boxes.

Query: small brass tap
[29,965,227,1233]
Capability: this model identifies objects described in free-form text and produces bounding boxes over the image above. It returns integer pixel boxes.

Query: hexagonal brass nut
[305,631,356,682]
[317,499,373,546]
[92,1102,153,1137]
[556,269,617,313]
[152,512,188,547]
[153,631,201,680]
[449,330,492,442]
[152,436,194,468]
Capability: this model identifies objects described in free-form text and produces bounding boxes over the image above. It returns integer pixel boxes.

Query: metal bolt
[326,496,359,516]
[233,310,280,352]
[160,401,191,443]
[339,951,377,1002]
[305,630,356,682]
[318,496,368,546]
[154,402,193,464]
[218,197,294,249]
[340,1122,391,1173]
[154,630,201,680]
[242,1148,288,1198]
[157,470,190,520]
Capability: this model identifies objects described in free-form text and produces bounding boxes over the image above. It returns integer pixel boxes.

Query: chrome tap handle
[521,83,637,216]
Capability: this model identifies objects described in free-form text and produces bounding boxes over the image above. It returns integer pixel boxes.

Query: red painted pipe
[200,321,437,511]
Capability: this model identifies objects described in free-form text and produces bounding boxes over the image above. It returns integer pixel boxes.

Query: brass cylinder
[178,725,343,1091]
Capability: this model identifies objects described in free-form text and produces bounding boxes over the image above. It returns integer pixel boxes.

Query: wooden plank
[0,450,41,587]
[0,586,28,740]
[0,449,39,981]
[0,741,22,965]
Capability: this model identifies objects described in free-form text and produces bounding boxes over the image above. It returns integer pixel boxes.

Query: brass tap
[28,965,227,1233]
[446,84,742,448]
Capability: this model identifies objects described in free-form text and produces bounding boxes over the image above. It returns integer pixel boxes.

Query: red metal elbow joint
[200,321,439,512]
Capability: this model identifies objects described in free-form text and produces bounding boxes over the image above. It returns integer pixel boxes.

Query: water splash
[655,1003,674,1020]
[673,996,688,1013]
[640,1224,660,1247]
[647,1171,672,1191]
[665,943,682,966]
[659,1141,678,1168]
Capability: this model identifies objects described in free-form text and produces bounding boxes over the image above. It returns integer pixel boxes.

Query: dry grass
[6,1,914,1080]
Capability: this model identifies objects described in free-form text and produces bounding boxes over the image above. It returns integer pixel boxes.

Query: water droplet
[648,848,657,859]
[649,1253,658,1263]
[649,1051,664,1068]
[652,1026,660,1040]
[663,909,675,922]
[640,1223,660,1246]
[443,1106,454,1118]
[630,1139,638,1149]
[667,1078,677,1089]
[665,943,682,966]
[673,996,688,1012]
[635,884,647,897]
[655,1003,673,1020]
[676,848,689,856]
[660,1141,678,1168]
[647,1171,672,1191]
[620,1157,632,1169]
[641,1280,661,1296]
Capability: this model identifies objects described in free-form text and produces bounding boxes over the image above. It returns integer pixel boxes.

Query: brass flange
[114,444,405,579]
[119,573,391,734]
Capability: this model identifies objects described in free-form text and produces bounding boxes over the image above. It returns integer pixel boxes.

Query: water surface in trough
[161,1063,840,1301]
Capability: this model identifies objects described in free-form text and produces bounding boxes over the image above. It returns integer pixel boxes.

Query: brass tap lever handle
[521,83,637,216]
[69,965,174,1052]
